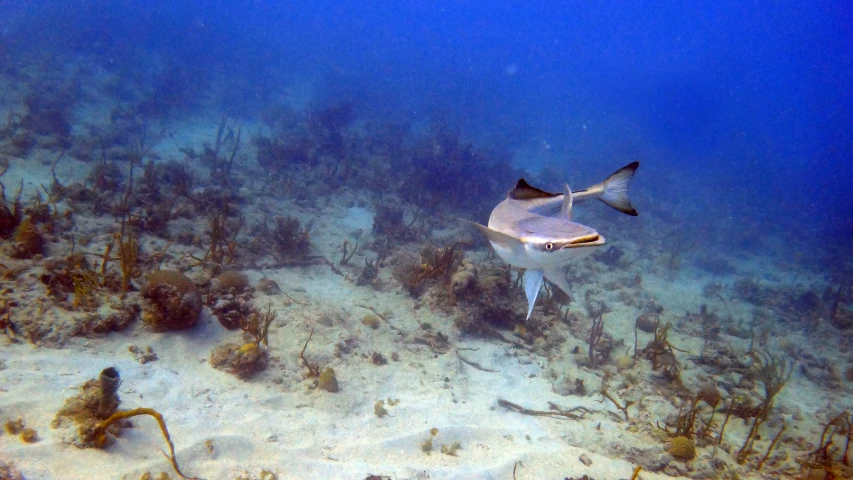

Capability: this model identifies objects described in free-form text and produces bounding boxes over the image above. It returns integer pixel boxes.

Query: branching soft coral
[394,243,466,294]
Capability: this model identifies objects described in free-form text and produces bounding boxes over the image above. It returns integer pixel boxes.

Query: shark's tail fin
[594,161,639,216]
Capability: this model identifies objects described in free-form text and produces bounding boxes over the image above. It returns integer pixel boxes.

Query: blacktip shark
[470,162,639,320]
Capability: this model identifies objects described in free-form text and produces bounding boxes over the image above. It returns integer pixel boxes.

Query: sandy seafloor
[0,109,851,480]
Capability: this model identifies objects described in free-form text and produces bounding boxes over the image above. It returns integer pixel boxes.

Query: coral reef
[8,217,43,259]
[362,314,381,329]
[51,368,122,447]
[210,342,269,379]
[452,265,527,335]
[0,461,23,480]
[641,322,684,383]
[129,344,159,364]
[668,436,696,461]
[450,259,477,295]
[0,190,20,238]
[211,270,250,293]
[5,418,39,443]
[372,204,419,242]
[252,215,314,265]
[696,383,722,408]
[586,308,609,368]
[635,313,659,333]
[318,367,339,393]
[255,134,315,171]
[0,38,848,480]
[241,306,276,347]
[393,243,465,295]
[798,411,853,478]
[207,284,254,331]
[735,350,795,465]
[256,277,281,295]
[141,270,202,330]
[399,122,521,216]
[41,253,102,310]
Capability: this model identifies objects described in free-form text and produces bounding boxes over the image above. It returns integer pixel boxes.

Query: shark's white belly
[489,241,540,270]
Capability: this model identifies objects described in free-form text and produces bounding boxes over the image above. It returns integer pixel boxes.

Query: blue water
[4,1,850,240]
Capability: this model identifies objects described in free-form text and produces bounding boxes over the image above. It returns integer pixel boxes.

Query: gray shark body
[471,162,639,319]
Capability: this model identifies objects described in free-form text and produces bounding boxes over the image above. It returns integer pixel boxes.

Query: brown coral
[142,270,202,330]
[697,383,722,407]
[256,277,281,295]
[635,313,658,333]
[0,461,23,480]
[0,202,18,238]
[669,436,696,460]
[9,217,43,259]
[210,271,250,294]
[393,243,465,295]
[209,291,254,330]
[318,367,339,392]
[209,342,268,379]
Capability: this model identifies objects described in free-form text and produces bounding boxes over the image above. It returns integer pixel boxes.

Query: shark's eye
[545,242,554,251]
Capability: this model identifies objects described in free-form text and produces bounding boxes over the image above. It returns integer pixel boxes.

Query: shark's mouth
[565,233,604,248]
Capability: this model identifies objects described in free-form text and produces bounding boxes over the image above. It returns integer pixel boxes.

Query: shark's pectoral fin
[468,222,524,251]
[524,269,545,320]
[544,267,572,298]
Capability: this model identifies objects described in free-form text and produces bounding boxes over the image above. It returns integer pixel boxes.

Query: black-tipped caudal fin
[597,161,639,216]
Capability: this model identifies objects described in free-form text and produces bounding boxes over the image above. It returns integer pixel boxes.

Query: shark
[470,162,639,319]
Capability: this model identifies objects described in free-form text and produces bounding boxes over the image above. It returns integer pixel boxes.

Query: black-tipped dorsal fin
[509,179,559,200]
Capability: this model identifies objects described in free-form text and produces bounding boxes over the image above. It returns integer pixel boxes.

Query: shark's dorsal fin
[509,179,559,200]
[560,184,573,221]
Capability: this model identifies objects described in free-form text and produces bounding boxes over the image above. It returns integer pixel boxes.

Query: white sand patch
[340,207,374,234]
